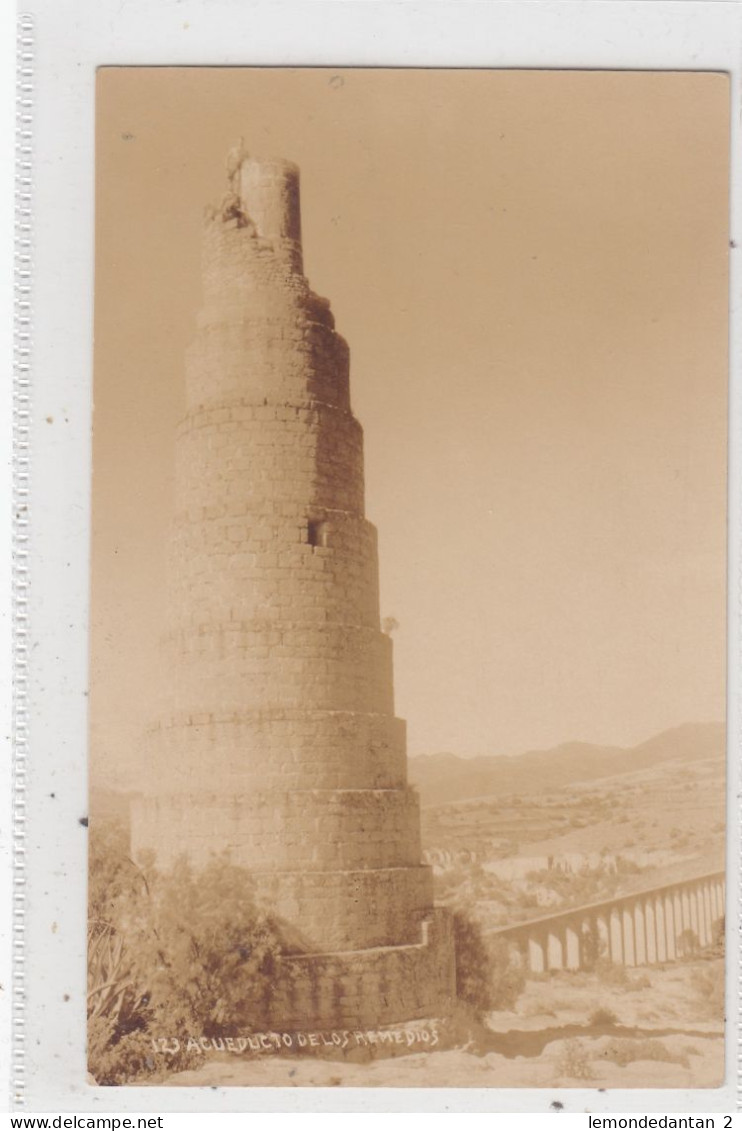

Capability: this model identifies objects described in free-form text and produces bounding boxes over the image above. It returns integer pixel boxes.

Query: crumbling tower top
[239,158,303,268]
[221,140,303,272]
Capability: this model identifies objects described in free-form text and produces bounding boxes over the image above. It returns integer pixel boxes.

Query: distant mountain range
[407,721,725,809]
[91,721,725,821]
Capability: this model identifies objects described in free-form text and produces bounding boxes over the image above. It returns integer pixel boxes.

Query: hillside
[408,721,725,809]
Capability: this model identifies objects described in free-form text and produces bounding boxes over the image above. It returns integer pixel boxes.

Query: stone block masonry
[131,153,455,1028]
[490,871,725,972]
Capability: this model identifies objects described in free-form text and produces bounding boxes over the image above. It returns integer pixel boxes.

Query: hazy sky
[91,68,729,783]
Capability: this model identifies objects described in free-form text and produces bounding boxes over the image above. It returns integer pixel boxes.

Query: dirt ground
[159,958,725,1090]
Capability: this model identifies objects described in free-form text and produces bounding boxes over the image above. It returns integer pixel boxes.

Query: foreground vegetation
[88,820,285,1084]
[88,812,724,1087]
[88,819,525,1085]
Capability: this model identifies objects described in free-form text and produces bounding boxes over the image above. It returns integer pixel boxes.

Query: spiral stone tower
[131,152,455,1028]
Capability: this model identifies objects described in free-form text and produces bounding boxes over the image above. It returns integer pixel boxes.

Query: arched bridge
[488,870,725,972]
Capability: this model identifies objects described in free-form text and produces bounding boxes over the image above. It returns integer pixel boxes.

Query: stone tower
[131,152,455,1028]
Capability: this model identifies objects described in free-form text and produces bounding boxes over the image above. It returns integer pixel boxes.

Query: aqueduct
[489,870,725,972]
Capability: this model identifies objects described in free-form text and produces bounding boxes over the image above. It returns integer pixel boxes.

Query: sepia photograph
[88,67,729,1090]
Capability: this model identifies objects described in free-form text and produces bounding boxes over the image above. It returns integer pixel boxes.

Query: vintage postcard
[85,66,730,1092]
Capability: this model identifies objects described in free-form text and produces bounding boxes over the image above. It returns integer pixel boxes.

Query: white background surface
[4,0,25,1115]
[7,0,742,1114]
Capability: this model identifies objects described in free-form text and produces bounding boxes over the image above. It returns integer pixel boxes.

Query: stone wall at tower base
[264,908,455,1031]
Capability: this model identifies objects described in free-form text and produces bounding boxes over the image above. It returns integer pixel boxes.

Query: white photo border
[13,0,742,1113]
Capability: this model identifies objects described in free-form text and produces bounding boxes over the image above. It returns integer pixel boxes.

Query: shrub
[88,1020,159,1087]
[452,913,525,1016]
[596,960,630,988]
[87,922,150,1045]
[124,855,282,1036]
[677,929,699,957]
[601,1038,689,1069]
[488,936,527,1012]
[88,818,283,1085]
[589,1006,618,1028]
[580,921,606,970]
[711,915,725,952]
[615,856,641,875]
[690,960,725,1021]
[88,819,155,1081]
[88,817,148,936]
[557,1039,595,1080]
